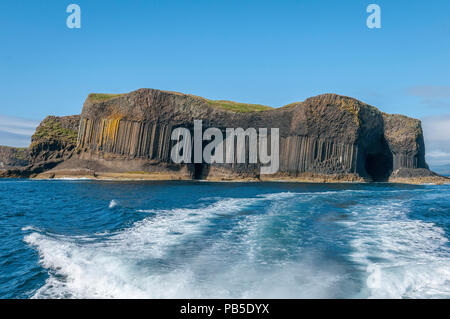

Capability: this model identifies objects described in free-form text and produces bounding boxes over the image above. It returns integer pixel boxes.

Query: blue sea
[0,179,449,299]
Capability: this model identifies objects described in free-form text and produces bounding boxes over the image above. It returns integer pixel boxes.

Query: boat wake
[23,188,450,299]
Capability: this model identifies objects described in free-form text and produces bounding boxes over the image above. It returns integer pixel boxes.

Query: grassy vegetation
[206,100,273,113]
[12,148,29,160]
[87,91,272,112]
[279,102,300,109]
[88,93,125,102]
[31,119,78,147]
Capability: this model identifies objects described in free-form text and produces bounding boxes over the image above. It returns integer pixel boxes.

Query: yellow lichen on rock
[338,98,361,126]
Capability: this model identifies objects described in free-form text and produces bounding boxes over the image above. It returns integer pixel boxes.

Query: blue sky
[0,0,449,166]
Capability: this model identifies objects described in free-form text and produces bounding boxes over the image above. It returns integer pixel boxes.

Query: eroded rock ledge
[1,89,448,184]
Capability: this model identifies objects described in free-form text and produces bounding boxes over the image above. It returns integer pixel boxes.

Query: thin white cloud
[407,86,450,99]
[0,115,39,128]
[0,125,36,136]
[0,115,40,147]
[427,150,450,158]
[407,86,450,109]
[422,115,450,166]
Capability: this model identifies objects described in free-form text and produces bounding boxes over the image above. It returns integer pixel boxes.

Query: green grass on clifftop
[31,118,78,147]
[88,93,125,102]
[87,90,273,112]
[207,100,273,113]
[12,148,29,161]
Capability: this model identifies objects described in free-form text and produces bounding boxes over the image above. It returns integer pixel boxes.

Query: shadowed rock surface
[1,115,80,178]
[29,115,80,164]
[0,146,29,170]
[1,89,447,183]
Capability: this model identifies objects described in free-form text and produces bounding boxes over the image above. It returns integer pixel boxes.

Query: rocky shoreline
[3,171,448,185]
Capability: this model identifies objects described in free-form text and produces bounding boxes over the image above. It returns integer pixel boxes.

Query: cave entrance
[191,138,211,180]
[365,152,393,182]
[193,163,205,180]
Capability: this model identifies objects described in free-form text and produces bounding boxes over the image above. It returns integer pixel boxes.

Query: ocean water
[0,179,449,299]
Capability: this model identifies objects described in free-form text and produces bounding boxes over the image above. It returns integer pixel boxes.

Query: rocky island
[1,88,447,184]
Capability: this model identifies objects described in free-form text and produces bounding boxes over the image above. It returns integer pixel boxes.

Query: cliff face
[0,146,29,170]
[3,88,444,183]
[382,114,427,170]
[0,115,80,178]
[59,88,436,182]
[29,115,80,164]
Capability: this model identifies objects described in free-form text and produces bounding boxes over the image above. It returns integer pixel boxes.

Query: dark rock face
[69,88,437,182]
[29,115,80,165]
[0,146,29,169]
[383,114,428,170]
[0,115,80,178]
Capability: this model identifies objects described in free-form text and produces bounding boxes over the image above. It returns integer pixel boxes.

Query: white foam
[256,192,297,200]
[21,226,42,232]
[25,196,268,298]
[108,200,118,209]
[175,194,350,298]
[26,191,342,299]
[24,189,450,299]
[340,200,450,298]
